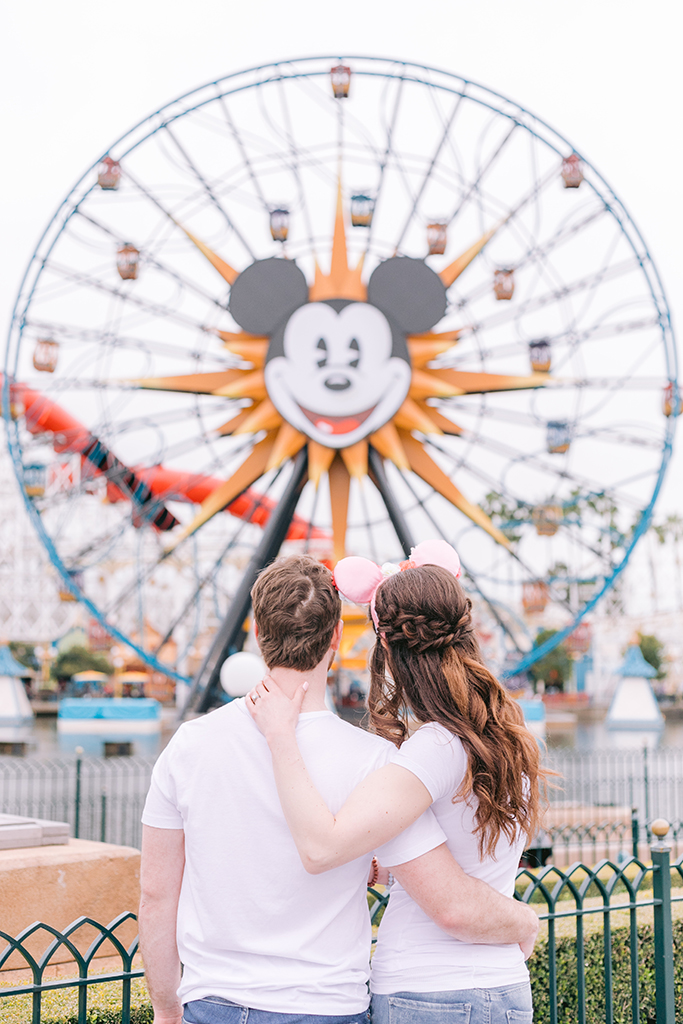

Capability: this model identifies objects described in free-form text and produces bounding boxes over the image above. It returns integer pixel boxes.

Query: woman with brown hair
[248,540,545,1024]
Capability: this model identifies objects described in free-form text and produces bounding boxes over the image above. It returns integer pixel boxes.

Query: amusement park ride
[2,57,677,714]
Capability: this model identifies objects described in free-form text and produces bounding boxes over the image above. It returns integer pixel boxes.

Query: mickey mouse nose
[324,375,351,391]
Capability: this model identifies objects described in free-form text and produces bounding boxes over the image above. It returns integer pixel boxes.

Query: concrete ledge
[0,813,69,849]
[0,839,140,971]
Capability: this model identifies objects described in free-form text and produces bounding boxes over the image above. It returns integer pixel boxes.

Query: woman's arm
[390,844,539,958]
[247,678,432,872]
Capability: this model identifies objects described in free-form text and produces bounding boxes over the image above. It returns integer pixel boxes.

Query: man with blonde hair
[139,555,537,1024]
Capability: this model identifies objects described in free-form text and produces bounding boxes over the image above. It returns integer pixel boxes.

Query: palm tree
[653,513,683,611]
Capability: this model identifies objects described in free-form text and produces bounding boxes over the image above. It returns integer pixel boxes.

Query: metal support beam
[368,445,414,558]
[181,448,308,718]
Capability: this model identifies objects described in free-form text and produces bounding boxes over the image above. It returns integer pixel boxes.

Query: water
[546,718,683,751]
[7,707,683,758]
[2,714,170,757]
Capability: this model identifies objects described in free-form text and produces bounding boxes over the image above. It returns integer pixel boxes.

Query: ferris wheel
[4,56,677,705]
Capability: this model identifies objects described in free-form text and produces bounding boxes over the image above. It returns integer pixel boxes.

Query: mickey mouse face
[228,256,446,449]
[266,300,410,447]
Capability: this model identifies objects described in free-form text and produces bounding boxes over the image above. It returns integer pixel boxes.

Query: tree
[481,491,530,544]
[653,513,683,611]
[9,642,39,671]
[529,629,573,693]
[50,646,113,682]
[637,632,666,680]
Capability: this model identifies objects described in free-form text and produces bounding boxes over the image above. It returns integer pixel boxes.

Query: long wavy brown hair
[368,564,549,856]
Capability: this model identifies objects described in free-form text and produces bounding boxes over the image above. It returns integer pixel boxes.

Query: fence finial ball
[651,818,670,837]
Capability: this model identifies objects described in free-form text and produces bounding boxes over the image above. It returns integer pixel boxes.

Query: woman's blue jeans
[371,983,533,1024]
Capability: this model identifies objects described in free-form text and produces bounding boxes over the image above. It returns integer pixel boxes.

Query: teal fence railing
[2,825,681,1024]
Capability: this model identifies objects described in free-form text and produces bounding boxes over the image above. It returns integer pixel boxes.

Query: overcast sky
[2,0,681,513]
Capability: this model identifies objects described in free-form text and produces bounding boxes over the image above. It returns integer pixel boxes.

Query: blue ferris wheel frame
[3,55,679,682]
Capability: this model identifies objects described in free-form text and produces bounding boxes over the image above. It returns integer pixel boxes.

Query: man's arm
[139,825,185,1024]
[388,843,538,958]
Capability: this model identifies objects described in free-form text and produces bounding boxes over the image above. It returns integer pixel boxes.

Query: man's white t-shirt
[371,722,529,993]
[141,699,446,1013]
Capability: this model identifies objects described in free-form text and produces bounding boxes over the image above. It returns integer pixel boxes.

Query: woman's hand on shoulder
[246,676,307,744]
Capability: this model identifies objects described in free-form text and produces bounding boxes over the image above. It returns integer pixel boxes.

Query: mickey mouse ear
[367,257,447,333]
[333,556,384,604]
[229,258,309,335]
[410,539,462,579]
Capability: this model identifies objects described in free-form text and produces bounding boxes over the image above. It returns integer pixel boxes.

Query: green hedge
[529,918,683,1023]
[43,1010,153,1024]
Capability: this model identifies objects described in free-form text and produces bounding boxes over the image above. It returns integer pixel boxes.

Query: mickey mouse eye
[349,337,359,369]
[316,337,327,368]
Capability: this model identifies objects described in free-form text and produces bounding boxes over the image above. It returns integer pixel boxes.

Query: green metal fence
[0,912,143,1024]
[2,826,681,1024]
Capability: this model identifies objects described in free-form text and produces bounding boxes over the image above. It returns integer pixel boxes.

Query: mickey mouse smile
[298,403,376,436]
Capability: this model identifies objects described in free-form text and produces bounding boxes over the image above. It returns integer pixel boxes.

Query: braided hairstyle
[368,564,547,856]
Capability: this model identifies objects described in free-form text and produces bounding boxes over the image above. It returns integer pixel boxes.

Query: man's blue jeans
[182,997,371,1024]
[370,983,533,1024]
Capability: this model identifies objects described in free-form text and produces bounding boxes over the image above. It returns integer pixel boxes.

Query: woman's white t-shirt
[371,721,529,992]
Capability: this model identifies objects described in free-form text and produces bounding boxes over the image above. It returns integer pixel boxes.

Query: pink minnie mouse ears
[334,539,462,628]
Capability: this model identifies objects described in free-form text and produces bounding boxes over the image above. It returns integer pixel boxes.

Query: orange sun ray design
[329,453,351,564]
[308,442,337,489]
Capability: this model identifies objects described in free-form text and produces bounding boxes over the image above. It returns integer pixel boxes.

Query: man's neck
[266,663,329,712]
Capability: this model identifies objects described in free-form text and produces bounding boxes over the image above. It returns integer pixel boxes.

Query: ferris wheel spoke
[43,261,210,334]
[216,93,272,215]
[129,496,268,634]
[448,121,518,229]
[393,92,467,253]
[164,431,282,552]
[162,123,255,261]
[560,223,625,334]
[102,464,298,629]
[94,405,217,439]
[459,313,660,365]
[438,164,562,298]
[444,205,608,317]
[452,398,664,447]
[395,429,509,546]
[151,526,250,655]
[73,209,231,312]
[419,442,626,579]
[365,74,405,254]
[122,166,241,286]
[275,75,320,258]
[424,431,641,514]
[394,468,527,650]
[465,256,639,330]
[22,318,221,366]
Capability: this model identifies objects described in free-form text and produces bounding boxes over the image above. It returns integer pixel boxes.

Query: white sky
[1,0,682,514]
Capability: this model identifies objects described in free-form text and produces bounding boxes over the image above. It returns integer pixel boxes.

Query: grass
[0,973,152,1024]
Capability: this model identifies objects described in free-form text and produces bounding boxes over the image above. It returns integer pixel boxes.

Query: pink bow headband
[334,539,462,628]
